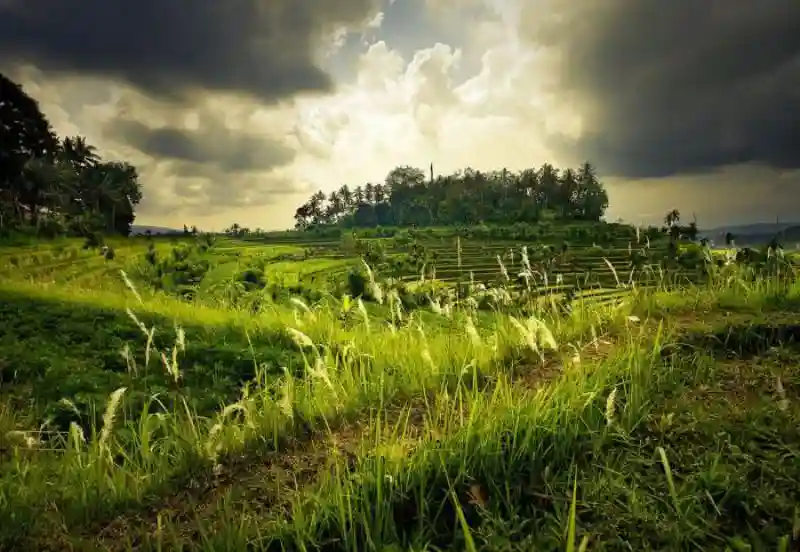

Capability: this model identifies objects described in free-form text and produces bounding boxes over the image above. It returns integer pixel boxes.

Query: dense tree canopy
[0,72,143,237]
[294,163,609,230]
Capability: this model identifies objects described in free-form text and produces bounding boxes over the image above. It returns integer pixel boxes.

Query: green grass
[0,234,799,550]
[265,257,357,286]
[0,288,301,426]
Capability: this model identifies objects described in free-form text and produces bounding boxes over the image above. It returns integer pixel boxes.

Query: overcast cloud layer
[526,0,800,178]
[1,0,798,230]
[0,0,381,103]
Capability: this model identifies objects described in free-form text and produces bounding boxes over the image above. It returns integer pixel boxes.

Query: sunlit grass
[0,238,798,550]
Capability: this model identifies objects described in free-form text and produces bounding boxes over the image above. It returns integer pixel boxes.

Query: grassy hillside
[1,225,799,551]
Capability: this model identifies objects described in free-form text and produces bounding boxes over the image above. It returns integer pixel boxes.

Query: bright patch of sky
[321,0,487,84]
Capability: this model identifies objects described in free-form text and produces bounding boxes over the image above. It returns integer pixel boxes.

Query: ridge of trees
[293,163,610,230]
[0,72,143,238]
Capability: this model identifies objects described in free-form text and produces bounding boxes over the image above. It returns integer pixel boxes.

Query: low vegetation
[1,225,799,550]
[2,71,800,551]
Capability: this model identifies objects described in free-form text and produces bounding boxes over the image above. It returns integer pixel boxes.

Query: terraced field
[1,229,799,550]
[1,231,788,313]
[242,232,704,309]
[0,237,348,292]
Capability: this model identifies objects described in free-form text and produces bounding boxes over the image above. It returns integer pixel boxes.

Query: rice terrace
[3,76,800,551]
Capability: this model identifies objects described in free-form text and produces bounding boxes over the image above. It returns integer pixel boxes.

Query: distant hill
[699,222,800,246]
[131,225,182,235]
[701,222,799,236]
[780,226,800,242]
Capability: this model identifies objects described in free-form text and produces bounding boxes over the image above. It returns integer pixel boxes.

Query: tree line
[294,162,609,230]
[0,72,143,238]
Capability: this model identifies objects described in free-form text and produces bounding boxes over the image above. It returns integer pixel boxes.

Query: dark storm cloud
[108,113,310,214]
[529,0,800,178]
[0,0,380,103]
[113,119,296,175]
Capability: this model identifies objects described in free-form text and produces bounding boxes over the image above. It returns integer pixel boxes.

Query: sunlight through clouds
[3,0,797,230]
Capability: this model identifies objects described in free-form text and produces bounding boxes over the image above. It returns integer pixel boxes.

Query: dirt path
[67,401,431,551]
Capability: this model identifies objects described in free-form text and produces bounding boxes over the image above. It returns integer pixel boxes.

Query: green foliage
[134,242,213,298]
[294,162,610,230]
[0,291,299,432]
[83,232,105,249]
[0,73,59,189]
[677,242,705,269]
[0,73,143,240]
[661,209,700,243]
[346,269,369,299]
[144,243,158,265]
[3,117,800,551]
[0,234,799,550]
[237,268,267,290]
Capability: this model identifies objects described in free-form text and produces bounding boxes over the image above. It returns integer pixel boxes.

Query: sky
[1,0,799,231]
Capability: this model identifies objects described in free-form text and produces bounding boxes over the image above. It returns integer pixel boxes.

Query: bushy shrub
[347,269,368,299]
[37,217,66,239]
[237,268,267,290]
[83,232,104,249]
[677,243,705,269]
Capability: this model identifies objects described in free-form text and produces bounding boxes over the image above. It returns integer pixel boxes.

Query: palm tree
[326,190,343,223]
[338,184,353,211]
[69,161,137,233]
[364,182,375,204]
[537,163,560,210]
[105,162,141,234]
[16,157,56,225]
[61,136,100,171]
[373,183,386,203]
[558,168,579,218]
[21,156,83,226]
[353,185,365,205]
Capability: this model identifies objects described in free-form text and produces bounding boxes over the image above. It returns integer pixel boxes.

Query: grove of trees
[294,162,609,230]
[0,72,143,238]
